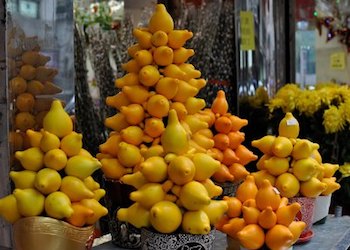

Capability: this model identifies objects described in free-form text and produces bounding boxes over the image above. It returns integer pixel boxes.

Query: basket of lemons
[0,99,108,250]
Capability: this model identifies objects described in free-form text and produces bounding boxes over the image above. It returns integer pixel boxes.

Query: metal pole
[0,0,13,247]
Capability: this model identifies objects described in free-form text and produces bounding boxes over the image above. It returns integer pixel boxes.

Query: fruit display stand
[250,112,341,243]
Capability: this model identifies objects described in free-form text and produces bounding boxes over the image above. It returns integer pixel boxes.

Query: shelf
[93,215,350,250]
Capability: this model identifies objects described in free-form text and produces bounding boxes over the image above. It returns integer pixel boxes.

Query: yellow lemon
[80,198,108,225]
[117,142,142,168]
[179,181,211,210]
[15,147,44,171]
[278,112,300,138]
[182,210,210,234]
[60,176,95,202]
[117,202,150,228]
[60,131,83,157]
[275,172,300,198]
[25,129,43,147]
[168,155,195,185]
[43,99,73,138]
[34,168,62,195]
[43,148,68,171]
[13,188,45,216]
[0,194,22,223]
[9,170,37,189]
[45,191,74,219]
[139,156,168,183]
[150,201,182,234]
[65,155,102,179]
[40,130,60,152]
[130,183,166,209]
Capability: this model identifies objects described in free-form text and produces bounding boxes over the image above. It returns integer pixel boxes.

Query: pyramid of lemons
[0,99,107,227]
[251,112,340,198]
[98,4,229,234]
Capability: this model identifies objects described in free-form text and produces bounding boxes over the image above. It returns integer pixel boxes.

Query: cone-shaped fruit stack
[204,90,258,184]
[251,112,340,198]
[216,175,306,250]
[99,4,228,234]
[8,30,63,163]
[0,100,107,227]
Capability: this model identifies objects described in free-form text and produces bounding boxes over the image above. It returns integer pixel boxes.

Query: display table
[92,215,350,250]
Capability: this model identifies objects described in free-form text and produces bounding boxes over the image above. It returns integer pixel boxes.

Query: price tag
[240,11,255,51]
[330,52,346,70]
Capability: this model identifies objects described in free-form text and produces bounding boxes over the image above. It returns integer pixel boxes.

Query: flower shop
[1,0,350,250]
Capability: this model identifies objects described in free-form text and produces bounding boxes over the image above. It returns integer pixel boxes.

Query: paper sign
[240,11,255,51]
[330,52,346,70]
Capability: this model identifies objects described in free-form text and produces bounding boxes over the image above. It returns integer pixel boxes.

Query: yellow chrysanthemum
[339,101,350,124]
[323,105,346,134]
[295,90,321,116]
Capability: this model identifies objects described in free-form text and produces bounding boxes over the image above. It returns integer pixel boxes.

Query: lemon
[15,147,44,171]
[117,202,151,228]
[45,191,73,219]
[130,183,166,209]
[299,177,327,197]
[40,130,60,152]
[278,112,300,138]
[13,188,45,217]
[201,200,228,225]
[9,170,37,189]
[60,176,95,202]
[168,155,195,185]
[43,99,73,138]
[139,156,168,183]
[182,210,211,234]
[43,148,68,170]
[80,198,108,225]
[0,194,22,223]
[149,201,182,233]
[25,129,43,147]
[65,155,102,179]
[60,131,83,157]
[179,181,211,210]
[275,172,300,198]
[34,168,62,195]
[117,142,142,168]
[292,157,318,181]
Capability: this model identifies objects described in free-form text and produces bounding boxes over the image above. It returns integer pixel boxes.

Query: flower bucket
[140,228,215,250]
[312,194,332,224]
[289,196,316,243]
[103,177,141,249]
[13,216,94,250]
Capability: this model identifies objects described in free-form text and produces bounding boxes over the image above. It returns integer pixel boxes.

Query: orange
[242,205,260,224]
[265,224,294,250]
[211,164,234,183]
[255,179,281,211]
[228,163,250,182]
[235,175,258,203]
[227,131,245,150]
[213,133,230,151]
[214,116,232,134]
[258,206,277,229]
[223,196,242,218]
[221,217,246,239]
[236,224,265,250]
[211,90,228,115]
[66,203,94,227]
